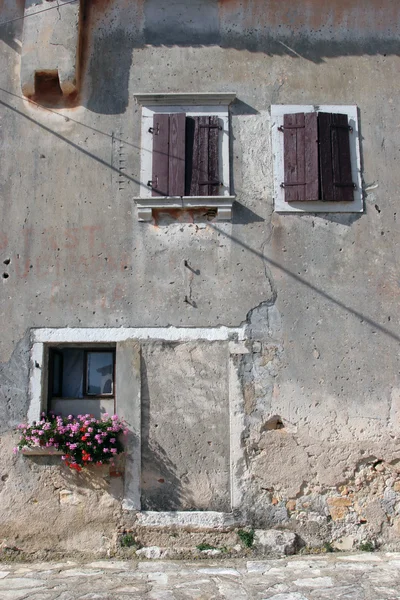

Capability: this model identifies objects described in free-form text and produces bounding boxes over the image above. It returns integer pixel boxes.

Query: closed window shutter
[283,112,319,202]
[186,116,220,196]
[152,113,186,197]
[318,112,354,202]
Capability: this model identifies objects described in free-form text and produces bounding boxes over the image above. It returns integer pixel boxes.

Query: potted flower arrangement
[15,413,127,472]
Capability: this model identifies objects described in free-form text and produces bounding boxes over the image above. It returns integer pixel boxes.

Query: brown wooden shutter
[152,114,170,197]
[152,113,186,197]
[282,112,319,202]
[186,116,220,196]
[318,112,354,202]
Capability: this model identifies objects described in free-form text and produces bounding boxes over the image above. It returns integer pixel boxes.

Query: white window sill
[133,196,235,221]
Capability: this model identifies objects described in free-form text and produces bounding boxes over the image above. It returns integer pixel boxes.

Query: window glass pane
[52,353,62,397]
[86,352,114,395]
[62,348,84,398]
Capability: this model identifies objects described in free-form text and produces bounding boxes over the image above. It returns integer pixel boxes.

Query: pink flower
[110,448,117,454]
[103,448,109,453]
[87,427,93,433]
[111,415,118,421]
[69,443,78,450]
[13,447,18,454]
[110,438,116,443]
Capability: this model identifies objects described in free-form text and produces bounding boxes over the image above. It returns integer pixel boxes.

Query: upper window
[150,114,221,198]
[271,105,363,213]
[133,93,236,221]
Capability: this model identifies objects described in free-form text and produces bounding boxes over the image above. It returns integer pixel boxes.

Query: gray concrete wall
[1,0,400,553]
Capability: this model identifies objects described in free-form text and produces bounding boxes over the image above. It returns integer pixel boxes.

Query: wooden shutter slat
[208,116,220,196]
[318,112,333,201]
[283,113,305,202]
[198,116,209,197]
[319,112,354,202]
[187,117,200,196]
[185,117,196,195]
[152,114,169,197]
[304,112,319,200]
[169,113,186,196]
[332,113,353,202]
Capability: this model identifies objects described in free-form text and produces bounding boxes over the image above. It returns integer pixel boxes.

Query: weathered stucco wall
[1,0,400,554]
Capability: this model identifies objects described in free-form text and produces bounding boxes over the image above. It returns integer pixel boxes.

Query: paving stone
[293,577,334,588]
[0,555,399,599]
[0,577,46,589]
[263,595,309,600]
[85,560,132,570]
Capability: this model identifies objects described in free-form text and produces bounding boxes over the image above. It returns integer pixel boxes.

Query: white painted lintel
[32,326,245,344]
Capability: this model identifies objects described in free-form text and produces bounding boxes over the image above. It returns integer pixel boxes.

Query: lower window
[48,346,115,418]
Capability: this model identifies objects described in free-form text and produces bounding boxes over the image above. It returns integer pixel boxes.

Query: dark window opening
[48,347,115,400]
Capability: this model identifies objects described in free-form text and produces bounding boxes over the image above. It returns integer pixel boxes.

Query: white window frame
[133,93,236,221]
[271,104,363,214]
[28,326,247,523]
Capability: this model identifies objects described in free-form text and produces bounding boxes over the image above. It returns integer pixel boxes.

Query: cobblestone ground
[0,553,400,600]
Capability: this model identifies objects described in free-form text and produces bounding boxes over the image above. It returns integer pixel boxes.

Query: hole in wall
[3,273,9,280]
[34,70,63,102]
[263,415,285,431]
[3,259,10,265]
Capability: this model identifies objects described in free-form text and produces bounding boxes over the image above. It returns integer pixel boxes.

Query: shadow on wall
[82,0,400,114]
[0,0,25,54]
[3,0,400,115]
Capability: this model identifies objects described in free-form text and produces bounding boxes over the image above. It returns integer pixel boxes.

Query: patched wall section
[141,341,230,511]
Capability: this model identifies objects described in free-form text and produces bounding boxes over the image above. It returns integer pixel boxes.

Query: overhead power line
[0,0,78,29]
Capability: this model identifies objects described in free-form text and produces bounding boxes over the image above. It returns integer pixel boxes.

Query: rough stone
[364,500,387,534]
[327,497,353,508]
[328,506,349,521]
[333,536,355,551]
[135,546,163,559]
[254,530,298,556]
